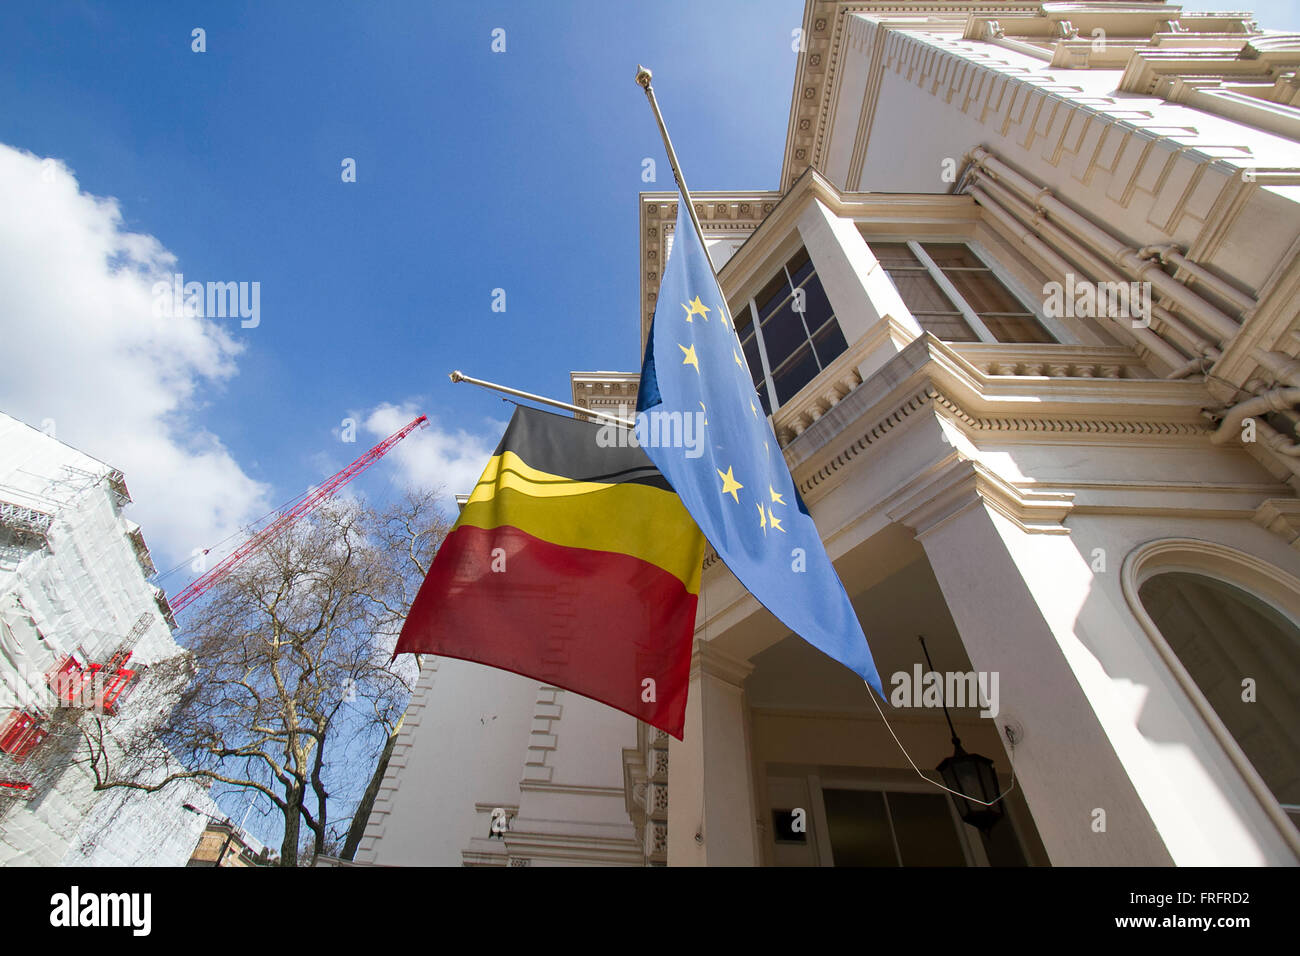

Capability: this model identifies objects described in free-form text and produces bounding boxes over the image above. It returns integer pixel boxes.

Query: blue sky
[0,1,803,583]
[2,0,1296,584]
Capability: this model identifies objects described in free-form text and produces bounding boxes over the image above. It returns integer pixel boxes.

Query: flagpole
[449,370,635,428]
[635,66,720,283]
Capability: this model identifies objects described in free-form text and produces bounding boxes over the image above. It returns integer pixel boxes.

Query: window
[1138,571,1300,824]
[867,240,1054,344]
[734,246,849,413]
[821,786,1026,867]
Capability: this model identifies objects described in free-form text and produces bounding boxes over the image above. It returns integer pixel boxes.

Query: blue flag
[636,200,883,696]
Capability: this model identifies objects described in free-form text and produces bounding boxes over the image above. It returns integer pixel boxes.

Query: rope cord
[866,684,1018,808]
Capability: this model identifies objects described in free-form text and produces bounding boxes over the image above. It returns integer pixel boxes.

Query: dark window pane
[756,383,771,417]
[787,246,814,288]
[772,808,808,843]
[982,817,1028,866]
[981,314,1054,344]
[1139,572,1300,810]
[886,792,966,866]
[772,344,820,404]
[797,273,834,332]
[741,332,764,386]
[756,270,791,320]
[811,319,848,367]
[734,304,753,335]
[761,301,808,367]
[823,789,897,866]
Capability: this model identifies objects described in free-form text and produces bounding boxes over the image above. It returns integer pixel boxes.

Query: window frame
[1122,537,1300,851]
[807,772,1028,867]
[865,236,1061,345]
[735,247,849,414]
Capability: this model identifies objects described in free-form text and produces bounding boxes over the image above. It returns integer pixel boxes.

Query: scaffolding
[0,414,205,864]
[0,499,55,547]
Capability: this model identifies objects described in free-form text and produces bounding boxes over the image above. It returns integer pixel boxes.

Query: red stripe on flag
[396,524,697,738]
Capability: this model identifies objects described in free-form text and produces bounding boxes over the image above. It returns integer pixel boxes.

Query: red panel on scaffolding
[0,710,47,762]
[47,656,95,703]
[97,667,137,713]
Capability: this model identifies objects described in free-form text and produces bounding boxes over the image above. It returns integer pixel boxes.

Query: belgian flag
[395,405,705,738]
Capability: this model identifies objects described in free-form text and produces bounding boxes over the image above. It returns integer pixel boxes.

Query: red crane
[168,415,428,614]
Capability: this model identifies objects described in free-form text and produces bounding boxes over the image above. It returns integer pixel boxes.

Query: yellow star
[734,348,744,370]
[699,401,707,426]
[768,506,785,533]
[757,502,767,533]
[750,398,759,418]
[769,485,786,505]
[717,465,743,503]
[679,343,700,373]
[681,296,710,323]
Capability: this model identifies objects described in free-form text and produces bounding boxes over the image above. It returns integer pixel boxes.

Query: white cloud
[0,144,269,566]
[362,402,505,500]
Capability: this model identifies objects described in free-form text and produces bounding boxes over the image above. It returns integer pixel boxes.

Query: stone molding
[780,334,1213,495]
[621,721,670,864]
[639,191,780,347]
[355,655,439,862]
[521,686,563,784]
[1253,497,1300,550]
[691,639,756,686]
[780,1,1265,192]
[884,454,1075,537]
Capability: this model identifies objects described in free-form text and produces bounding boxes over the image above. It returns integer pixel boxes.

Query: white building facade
[362,1,1300,866]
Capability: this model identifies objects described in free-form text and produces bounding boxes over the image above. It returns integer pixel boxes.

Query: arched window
[1132,556,1300,829]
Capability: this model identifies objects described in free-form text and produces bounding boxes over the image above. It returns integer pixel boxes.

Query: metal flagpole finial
[449,370,465,383]
[632,63,720,283]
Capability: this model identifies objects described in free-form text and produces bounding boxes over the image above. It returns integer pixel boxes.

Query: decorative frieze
[621,719,669,865]
[640,191,780,347]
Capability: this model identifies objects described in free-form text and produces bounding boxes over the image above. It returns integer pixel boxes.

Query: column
[796,197,922,380]
[888,459,1178,865]
[667,641,759,866]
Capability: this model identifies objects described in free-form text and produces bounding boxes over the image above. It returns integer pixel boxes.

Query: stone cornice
[1119,39,1300,96]
[781,335,1215,514]
[781,334,1210,462]
[884,454,1075,536]
[781,2,1050,191]
[779,1,1259,193]
[571,370,639,421]
[690,639,755,686]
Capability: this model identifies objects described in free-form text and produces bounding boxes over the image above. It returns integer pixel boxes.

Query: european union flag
[636,200,883,696]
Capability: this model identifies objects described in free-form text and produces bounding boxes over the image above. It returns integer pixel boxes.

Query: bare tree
[79,490,449,866]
